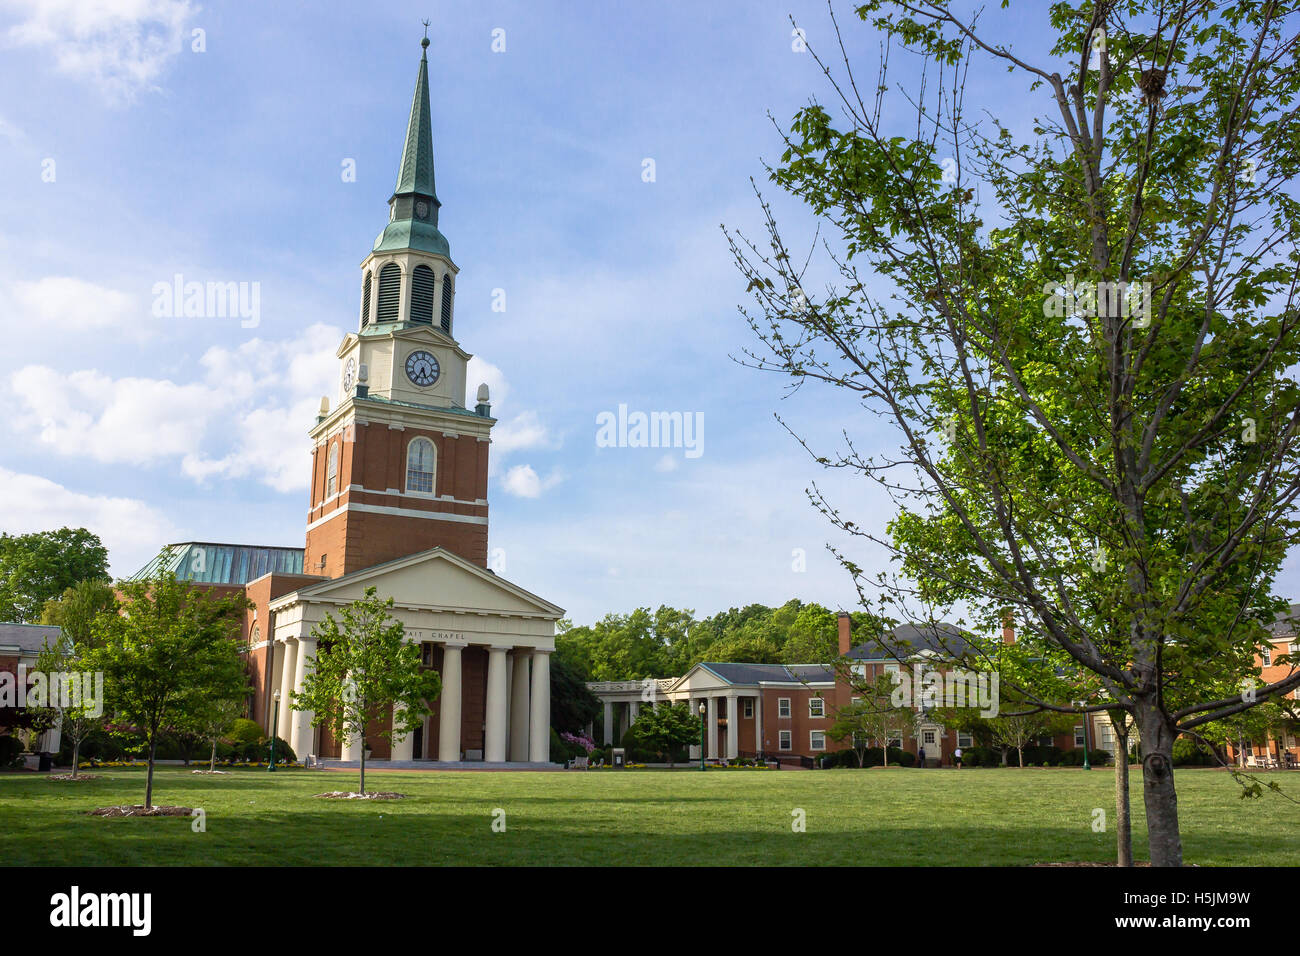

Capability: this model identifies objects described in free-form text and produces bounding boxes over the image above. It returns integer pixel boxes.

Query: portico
[268,546,562,764]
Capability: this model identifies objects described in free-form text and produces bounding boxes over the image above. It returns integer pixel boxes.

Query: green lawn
[0,765,1293,865]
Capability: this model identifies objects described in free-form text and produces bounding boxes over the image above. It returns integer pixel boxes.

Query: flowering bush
[560,731,596,754]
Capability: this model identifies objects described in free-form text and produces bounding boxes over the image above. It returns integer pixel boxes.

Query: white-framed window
[884,663,900,677]
[1262,647,1273,666]
[810,731,826,751]
[778,730,792,751]
[808,697,825,718]
[1074,724,1086,747]
[406,437,436,495]
[778,698,791,718]
[922,729,936,745]
[743,698,754,718]
[957,732,973,748]
[850,663,866,680]
[325,442,339,498]
[886,735,903,749]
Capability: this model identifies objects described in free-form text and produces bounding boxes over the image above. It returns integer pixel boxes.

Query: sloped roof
[847,622,975,662]
[0,623,63,656]
[697,662,836,685]
[128,543,304,587]
[1268,604,1300,638]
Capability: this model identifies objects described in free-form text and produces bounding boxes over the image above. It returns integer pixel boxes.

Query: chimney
[1002,610,1016,645]
[837,612,852,657]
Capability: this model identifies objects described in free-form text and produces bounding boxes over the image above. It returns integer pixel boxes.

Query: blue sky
[2,0,1295,625]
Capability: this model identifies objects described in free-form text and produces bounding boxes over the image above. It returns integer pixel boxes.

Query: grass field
[0,765,1294,866]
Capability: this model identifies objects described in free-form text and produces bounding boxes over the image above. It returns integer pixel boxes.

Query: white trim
[405,435,437,497]
[809,730,826,752]
[808,697,825,718]
[304,502,488,533]
[778,729,792,751]
[777,697,791,718]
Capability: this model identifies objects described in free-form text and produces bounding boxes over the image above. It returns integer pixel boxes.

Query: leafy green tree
[0,528,109,623]
[705,631,783,664]
[629,703,700,767]
[294,586,441,795]
[550,654,601,734]
[88,572,250,807]
[39,579,117,647]
[780,604,840,663]
[193,697,243,772]
[728,0,1300,866]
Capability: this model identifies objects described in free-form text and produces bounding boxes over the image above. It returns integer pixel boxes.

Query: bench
[570,756,589,770]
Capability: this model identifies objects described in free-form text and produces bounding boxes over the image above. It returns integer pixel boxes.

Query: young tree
[294,587,441,795]
[629,702,700,767]
[728,0,1300,865]
[828,675,916,766]
[89,572,249,806]
[0,528,109,623]
[194,698,243,772]
[39,579,117,645]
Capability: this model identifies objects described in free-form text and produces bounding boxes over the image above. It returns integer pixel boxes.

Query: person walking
[918,745,927,767]
[954,746,963,769]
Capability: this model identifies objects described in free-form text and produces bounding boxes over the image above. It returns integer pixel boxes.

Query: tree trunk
[71,739,80,781]
[1017,746,1024,768]
[1111,711,1132,867]
[1135,701,1182,866]
[359,743,367,796]
[145,738,156,809]
[882,745,888,767]
[210,739,217,772]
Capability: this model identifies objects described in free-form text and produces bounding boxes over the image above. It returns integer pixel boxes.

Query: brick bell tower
[304,35,494,578]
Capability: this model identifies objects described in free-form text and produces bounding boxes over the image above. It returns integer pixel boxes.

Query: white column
[485,645,510,762]
[391,702,414,761]
[726,692,738,759]
[707,696,718,759]
[438,641,465,761]
[510,651,531,762]
[276,639,298,741]
[754,693,764,758]
[290,637,316,757]
[529,650,551,762]
[629,698,641,726]
[603,700,613,745]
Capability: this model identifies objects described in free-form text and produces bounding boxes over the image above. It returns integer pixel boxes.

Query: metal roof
[848,622,976,662]
[127,543,304,586]
[0,623,63,656]
[698,662,836,685]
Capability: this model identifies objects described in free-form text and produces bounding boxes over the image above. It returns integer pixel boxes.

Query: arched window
[326,442,339,498]
[406,437,436,495]
[360,270,372,326]
[440,275,453,334]
[411,264,435,325]
[376,263,401,324]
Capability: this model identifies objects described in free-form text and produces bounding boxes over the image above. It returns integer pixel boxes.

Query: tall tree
[89,572,249,807]
[0,528,109,623]
[729,0,1300,866]
[294,587,441,795]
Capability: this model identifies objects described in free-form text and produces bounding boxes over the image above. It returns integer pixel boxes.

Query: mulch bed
[1032,862,1196,867]
[88,806,195,817]
[315,791,405,800]
[46,774,102,781]
[190,769,230,775]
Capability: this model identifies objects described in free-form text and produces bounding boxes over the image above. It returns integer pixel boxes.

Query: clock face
[405,349,440,387]
[342,357,356,392]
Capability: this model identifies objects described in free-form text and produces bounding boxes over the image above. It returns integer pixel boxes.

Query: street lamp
[698,702,706,771]
[1082,712,1092,771]
[269,690,280,773]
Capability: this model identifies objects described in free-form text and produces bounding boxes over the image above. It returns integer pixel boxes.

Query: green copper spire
[373,33,450,258]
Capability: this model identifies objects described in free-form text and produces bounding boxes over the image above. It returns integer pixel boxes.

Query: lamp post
[1082,712,1092,771]
[269,690,280,772]
[698,701,706,771]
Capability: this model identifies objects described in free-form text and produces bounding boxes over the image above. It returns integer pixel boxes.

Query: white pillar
[510,651,531,762]
[726,692,738,759]
[629,698,641,726]
[754,693,764,758]
[603,700,613,745]
[707,696,718,759]
[529,650,551,762]
[276,639,298,742]
[290,637,315,757]
[391,702,414,761]
[485,645,510,762]
[438,641,465,761]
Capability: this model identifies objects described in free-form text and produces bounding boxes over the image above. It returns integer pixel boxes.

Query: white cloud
[0,465,177,575]
[7,276,144,333]
[10,322,343,492]
[466,355,508,410]
[2,0,197,105]
[500,463,563,499]
[654,453,679,473]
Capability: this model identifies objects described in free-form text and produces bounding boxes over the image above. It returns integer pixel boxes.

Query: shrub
[0,735,23,767]
[228,718,263,746]
[266,736,296,764]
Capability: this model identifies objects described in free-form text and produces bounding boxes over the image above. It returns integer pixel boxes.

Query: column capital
[441,639,468,649]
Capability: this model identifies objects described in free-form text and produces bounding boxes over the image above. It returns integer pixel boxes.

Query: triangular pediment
[272,547,563,619]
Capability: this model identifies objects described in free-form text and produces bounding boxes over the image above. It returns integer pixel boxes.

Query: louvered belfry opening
[376,262,401,324]
[440,275,453,334]
[411,264,435,325]
[360,270,372,326]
